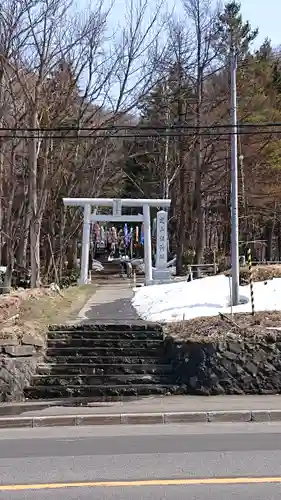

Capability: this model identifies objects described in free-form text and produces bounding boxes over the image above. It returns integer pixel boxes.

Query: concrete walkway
[70,282,142,324]
[1,395,281,427]
[1,395,281,417]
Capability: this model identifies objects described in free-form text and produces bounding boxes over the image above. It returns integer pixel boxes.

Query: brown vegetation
[224,265,281,284]
[166,311,281,342]
[0,284,97,343]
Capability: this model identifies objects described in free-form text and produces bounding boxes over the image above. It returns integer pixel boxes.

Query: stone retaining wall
[164,332,281,395]
[3,321,281,401]
[0,334,44,402]
[0,287,58,402]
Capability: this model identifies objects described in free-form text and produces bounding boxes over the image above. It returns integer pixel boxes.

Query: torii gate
[63,197,171,285]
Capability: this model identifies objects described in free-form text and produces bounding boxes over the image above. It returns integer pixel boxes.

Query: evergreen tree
[257,38,273,60]
[216,1,258,56]
[272,63,281,94]
[122,63,195,204]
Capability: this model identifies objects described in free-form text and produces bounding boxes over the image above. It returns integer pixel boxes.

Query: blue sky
[77,0,280,104]
[240,0,281,48]
[92,0,281,50]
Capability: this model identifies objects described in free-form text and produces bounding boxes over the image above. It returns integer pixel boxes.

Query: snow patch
[132,275,280,322]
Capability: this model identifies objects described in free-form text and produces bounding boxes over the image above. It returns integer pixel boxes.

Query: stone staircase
[24,324,175,400]
[91,258,121,280]
[91,252,144,285]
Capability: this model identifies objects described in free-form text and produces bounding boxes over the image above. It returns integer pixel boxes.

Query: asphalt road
[1,422,281,499]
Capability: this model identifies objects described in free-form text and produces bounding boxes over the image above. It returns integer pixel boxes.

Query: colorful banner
[152,218,157,237]
[124,223,130,246]
[93,223,100,242]
[141,223,144,245]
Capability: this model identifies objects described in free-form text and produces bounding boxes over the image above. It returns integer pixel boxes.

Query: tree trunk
[175,65,186,276]
[2,240,14,294]
[193,141,203,277]
[30,218,41,287]
[277,220,281,261]
[67,238,78,269]
[0,69,5,266]
[29,107,41,287]
[193,87,203,276]
[264,218,274,261]
[17,204,31,268]
[194,204,205,274]
[58,206,66,277]
[0,140,3,266]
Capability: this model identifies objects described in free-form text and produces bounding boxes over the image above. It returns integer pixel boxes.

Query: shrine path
[70,281,144,324]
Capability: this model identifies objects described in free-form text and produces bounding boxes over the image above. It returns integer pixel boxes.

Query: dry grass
[20,284,97,326]
[0,284,97,342]
[165,311,281,342]
[166,265,281,342]
[224,265,281,284]
[165,265,281,342]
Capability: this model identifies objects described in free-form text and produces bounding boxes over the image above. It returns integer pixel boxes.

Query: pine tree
[216,1,258,56]
[272,63,281,94]
[122,64,195,206]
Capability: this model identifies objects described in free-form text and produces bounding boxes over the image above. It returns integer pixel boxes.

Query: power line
[0,122,281,132]
[0,122,281,139]
[2,130,281,139]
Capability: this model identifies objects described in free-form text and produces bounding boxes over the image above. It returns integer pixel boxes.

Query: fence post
[247,248,255,316]
[213,249,217,274]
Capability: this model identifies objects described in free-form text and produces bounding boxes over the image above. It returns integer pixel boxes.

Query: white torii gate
[63,197,171,285]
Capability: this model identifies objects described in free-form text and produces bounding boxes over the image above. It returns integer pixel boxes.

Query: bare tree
[0,0,38,287]
[5,0,116,287]
[108,0,168,114]
[182,0,221,273]
[0,0,171,289]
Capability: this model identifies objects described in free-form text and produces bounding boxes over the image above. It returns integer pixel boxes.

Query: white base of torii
[63,198,171,286]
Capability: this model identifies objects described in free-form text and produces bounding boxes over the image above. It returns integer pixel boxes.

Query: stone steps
[48,331,163,340]
[31,374,167,385]
[37,363,173,375]
[25,323,175,401]
[91,261,122,277]
[48,325,163,336]
[44,355,161,364]
[47,338,164,348]
[25,384,173,399]
[46,346,163,357]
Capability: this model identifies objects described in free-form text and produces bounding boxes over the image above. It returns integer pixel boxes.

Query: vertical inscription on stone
[156,210,168,269]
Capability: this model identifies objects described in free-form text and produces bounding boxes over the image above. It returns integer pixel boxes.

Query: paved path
[1,422,281,499]
[3,394,281,417]
[71,283,142,324]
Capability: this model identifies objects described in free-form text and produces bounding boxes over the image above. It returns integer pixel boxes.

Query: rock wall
[3,319,281,401]
[164,332,281,395]
[0,333,44,402]
[0,287,59,402]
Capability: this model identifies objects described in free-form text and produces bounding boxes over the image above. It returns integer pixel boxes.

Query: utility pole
[163,80,170,200]
[0,10,4,267]
[230,41,240,306]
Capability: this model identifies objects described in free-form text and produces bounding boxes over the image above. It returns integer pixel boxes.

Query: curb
[1,409,281,429]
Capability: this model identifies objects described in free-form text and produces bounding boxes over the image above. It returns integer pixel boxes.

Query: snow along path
[132,275,281,323]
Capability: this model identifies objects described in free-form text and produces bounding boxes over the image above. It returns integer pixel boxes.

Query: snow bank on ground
[132,275,281,322]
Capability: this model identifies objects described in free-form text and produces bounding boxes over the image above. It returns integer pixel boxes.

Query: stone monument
[152,210,170,282]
